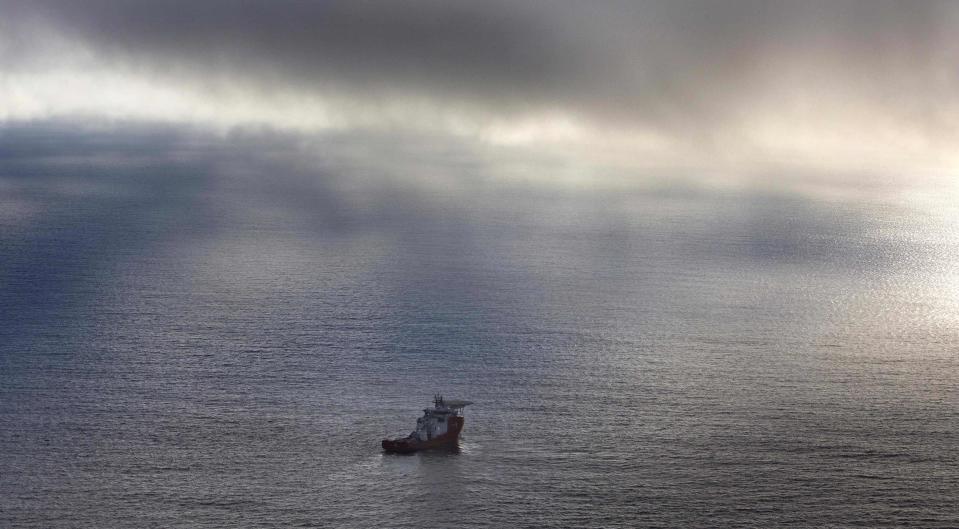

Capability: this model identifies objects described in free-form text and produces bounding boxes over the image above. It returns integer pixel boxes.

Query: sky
[3,0,959,188]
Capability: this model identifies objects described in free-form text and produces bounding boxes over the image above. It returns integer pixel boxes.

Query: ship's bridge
[431,395,473,416]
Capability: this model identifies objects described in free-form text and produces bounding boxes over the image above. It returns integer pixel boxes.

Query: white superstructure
[409,395,472,442]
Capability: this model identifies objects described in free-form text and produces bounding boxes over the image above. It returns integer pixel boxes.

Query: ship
[382,395,472,453]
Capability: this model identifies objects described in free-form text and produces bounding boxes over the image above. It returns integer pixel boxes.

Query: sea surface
[2,123,958,527]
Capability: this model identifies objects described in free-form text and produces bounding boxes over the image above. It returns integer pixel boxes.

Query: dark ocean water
[2,124,959,527]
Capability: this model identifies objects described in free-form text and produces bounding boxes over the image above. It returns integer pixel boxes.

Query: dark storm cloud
[4,0,958,135]
[3,1,574,112]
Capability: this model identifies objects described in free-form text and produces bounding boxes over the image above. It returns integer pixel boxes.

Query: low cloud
[2,1,959,175]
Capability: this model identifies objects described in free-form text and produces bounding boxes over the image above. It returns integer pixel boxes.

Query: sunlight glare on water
[1,125,958,527]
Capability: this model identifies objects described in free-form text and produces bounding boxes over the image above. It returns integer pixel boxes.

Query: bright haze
[2,2,959,528]
[4,0,959,177]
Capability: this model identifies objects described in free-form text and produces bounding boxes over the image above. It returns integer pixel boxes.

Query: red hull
[382,416,464,453]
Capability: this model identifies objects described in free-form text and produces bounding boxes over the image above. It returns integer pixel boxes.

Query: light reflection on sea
[1,123,958,527]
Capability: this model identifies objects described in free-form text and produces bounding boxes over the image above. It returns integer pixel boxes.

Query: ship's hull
[382,416,464,453]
